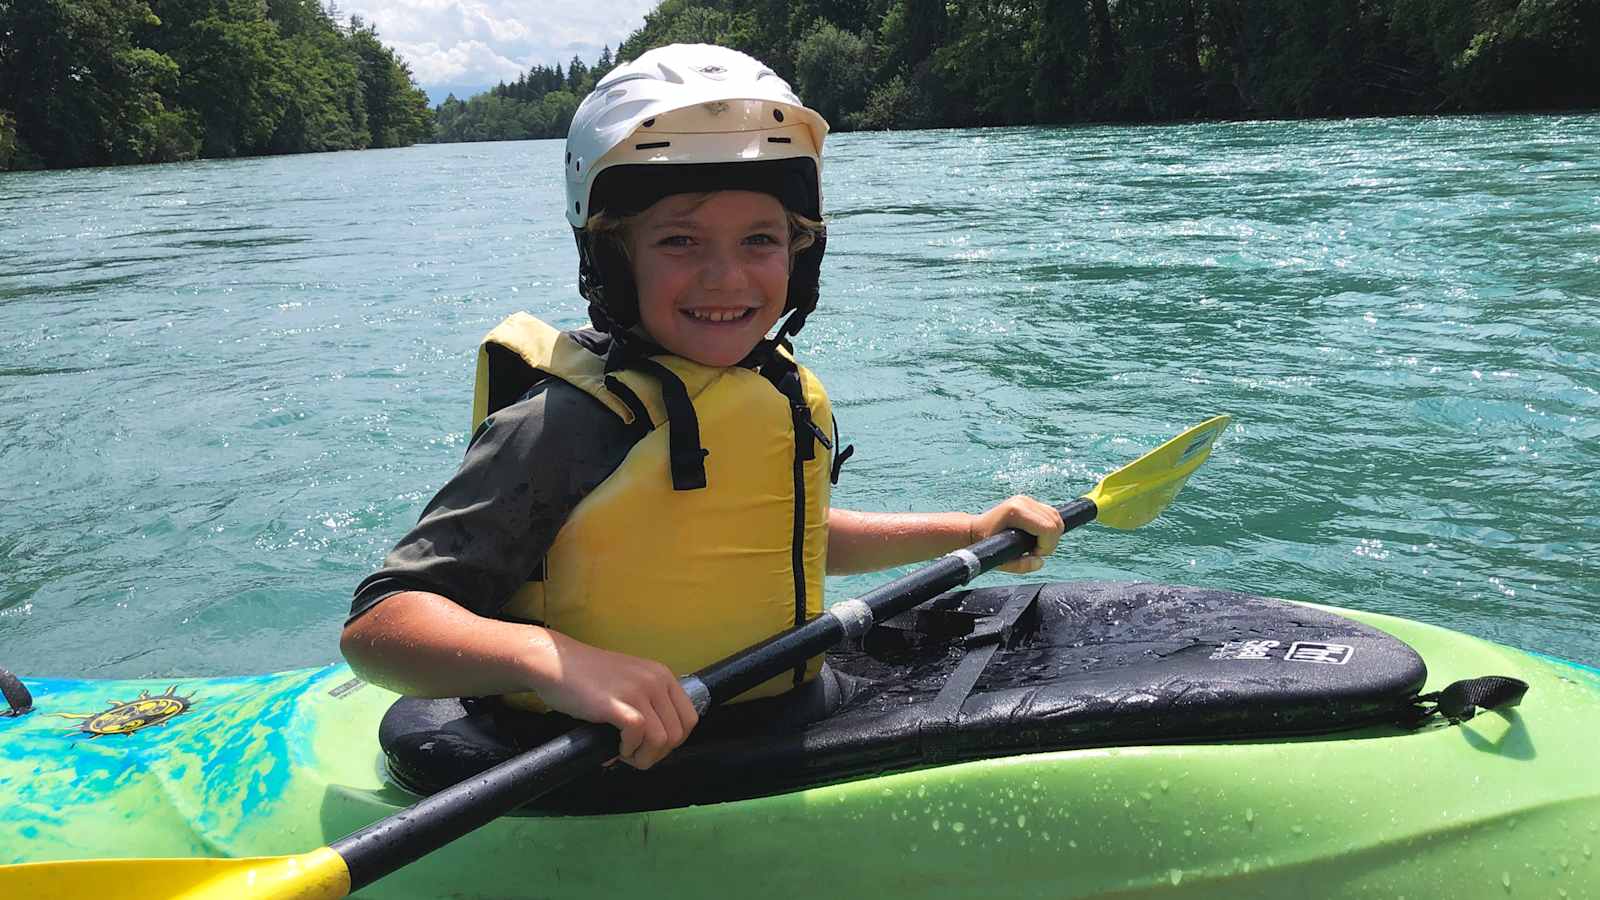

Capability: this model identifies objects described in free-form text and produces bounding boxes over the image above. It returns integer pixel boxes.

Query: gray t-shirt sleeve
[348,380,639,623]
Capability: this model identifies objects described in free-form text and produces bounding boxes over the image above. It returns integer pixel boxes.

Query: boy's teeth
[687,308,746,322]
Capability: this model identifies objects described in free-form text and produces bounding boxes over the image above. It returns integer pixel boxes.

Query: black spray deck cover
[381,582,1428,813]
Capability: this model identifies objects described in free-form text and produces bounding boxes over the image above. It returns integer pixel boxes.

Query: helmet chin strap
[774,308,807,345]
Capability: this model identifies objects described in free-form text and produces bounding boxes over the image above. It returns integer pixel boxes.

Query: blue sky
[343,1,658,105]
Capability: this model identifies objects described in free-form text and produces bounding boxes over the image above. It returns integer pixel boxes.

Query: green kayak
[3,581,1598,899]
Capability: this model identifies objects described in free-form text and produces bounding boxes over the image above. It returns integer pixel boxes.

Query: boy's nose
[699,246,748,290]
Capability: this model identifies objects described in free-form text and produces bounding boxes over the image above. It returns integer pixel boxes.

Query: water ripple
[1,119,1596,677]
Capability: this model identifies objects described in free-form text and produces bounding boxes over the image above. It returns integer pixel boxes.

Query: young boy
[340,44,1064,774]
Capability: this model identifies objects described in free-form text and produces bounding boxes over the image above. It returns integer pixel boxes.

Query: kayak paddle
[0,414,1229,900]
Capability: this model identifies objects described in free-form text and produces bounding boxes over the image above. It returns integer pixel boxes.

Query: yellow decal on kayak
[59,686,193,737]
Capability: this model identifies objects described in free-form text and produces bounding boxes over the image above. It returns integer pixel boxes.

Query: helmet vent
[767,137,791,144]
[635,141,671,150]
[773,109,785,123]
[641,118,655,128]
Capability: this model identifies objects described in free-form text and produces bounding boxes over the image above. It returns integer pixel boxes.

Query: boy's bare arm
[826,496,1064,576]
[340,591,697,769]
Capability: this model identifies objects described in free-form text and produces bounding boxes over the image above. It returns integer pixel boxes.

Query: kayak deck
[4,601,1599,898]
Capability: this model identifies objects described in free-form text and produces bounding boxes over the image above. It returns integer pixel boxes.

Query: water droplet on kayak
[1159,779,1170,792]
[1169,869,1183,886]
[1501,871,1511,890]
[951,821,965,833]
[1017,814,1026,828]
[1245,808,1256,827]
[1291,824,1304,836]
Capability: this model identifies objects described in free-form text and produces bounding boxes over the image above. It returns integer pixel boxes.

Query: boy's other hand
[534,632,700,769]
[968,495,1065,574]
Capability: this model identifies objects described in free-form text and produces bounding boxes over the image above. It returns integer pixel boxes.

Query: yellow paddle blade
[0,846,350,900]
[1083,415,1231,530]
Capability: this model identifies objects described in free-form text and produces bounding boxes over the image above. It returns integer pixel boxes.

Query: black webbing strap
[763,357,829,463]
[1414,675,1529,725]
[1,667,33,717]
[602,375,655,442]
[829,414,853,484]
[626,358,708,491]
[601,332,708,491]
[927,586,1045,723]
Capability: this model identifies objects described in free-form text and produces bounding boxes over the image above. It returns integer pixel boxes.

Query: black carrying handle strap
[627,358,709,491]
[1,667,33,717]
[1415,675,1529,725]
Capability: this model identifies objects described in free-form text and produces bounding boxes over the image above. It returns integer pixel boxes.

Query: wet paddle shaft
[0,415,1230,899]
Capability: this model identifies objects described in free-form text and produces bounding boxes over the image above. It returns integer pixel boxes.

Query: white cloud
[389,38,526,87]
[343,0,658,102]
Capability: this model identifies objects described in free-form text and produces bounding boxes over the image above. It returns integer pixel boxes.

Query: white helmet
[564,43,828,227]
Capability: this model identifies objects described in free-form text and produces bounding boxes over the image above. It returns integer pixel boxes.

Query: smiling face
[628,190,792,368]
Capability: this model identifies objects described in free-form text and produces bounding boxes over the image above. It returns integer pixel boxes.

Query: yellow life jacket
[472,313,834,711]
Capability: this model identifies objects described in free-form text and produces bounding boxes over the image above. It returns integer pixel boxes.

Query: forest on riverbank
[0,0,432,170]
[435,0,1598,143]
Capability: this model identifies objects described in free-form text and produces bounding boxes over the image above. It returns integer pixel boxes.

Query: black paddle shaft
[333,496,1097,891]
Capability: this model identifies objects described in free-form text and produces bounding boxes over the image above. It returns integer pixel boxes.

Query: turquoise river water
[1,114,1596,679]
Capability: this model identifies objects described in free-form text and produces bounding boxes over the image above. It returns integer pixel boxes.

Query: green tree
[1393,0,1600,111]
[934,0,1035,126]
[848,72,935,130]
[265,0,370,151]
[566,55,590,94]
[1029,0,1092,122]
[1111,0,1205,119]
[0,0,193,166]
[146,0,294,157]
[619,0,744,59]
[793,20,872,126]
[349,18,431,147]
[0,108,21,167]
[538,90,580,137]
[428,0,1600,148]
[594,45,616,82]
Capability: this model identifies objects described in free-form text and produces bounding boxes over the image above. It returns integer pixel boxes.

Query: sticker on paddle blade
[59,686,194,737]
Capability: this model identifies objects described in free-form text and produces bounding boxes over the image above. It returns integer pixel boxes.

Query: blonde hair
[585,193,822,264]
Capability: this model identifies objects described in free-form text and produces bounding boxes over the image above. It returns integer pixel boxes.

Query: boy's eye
[657,235,693,247]
[744,233,780,246]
